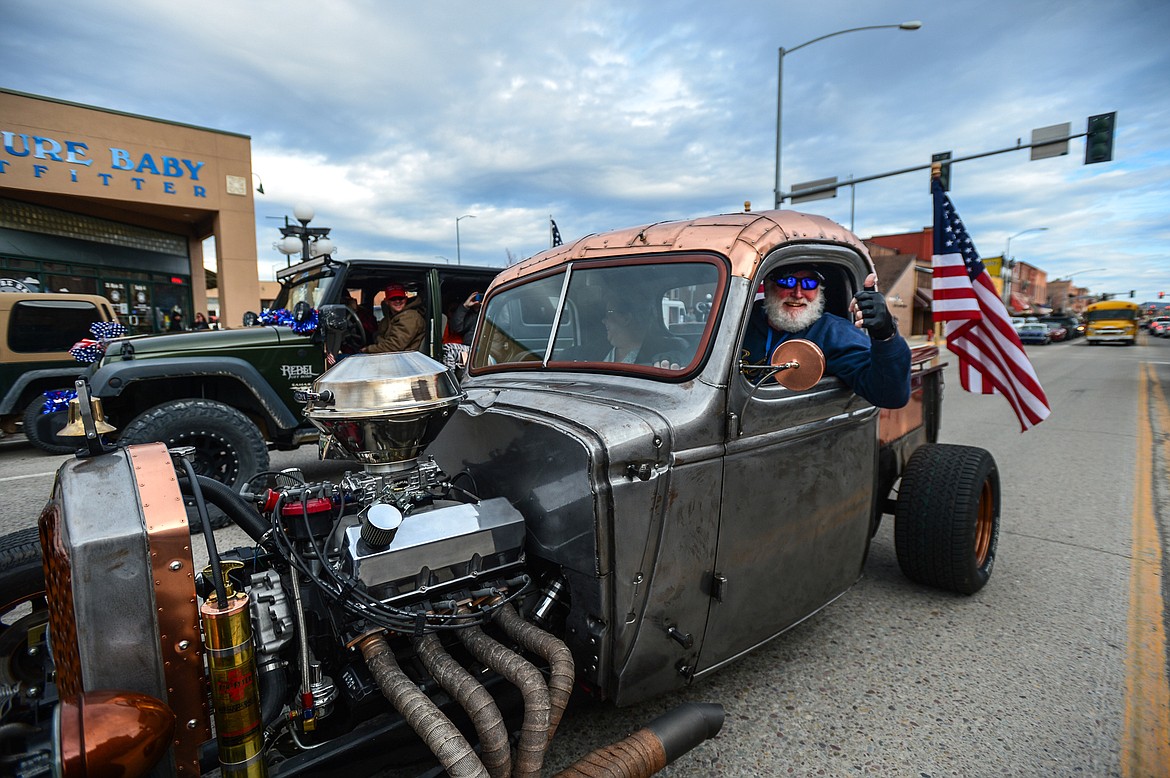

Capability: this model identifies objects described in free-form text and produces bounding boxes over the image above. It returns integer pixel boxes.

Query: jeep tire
[894,443,1000,595]
[22,396,78,455]
[119,399,269,532]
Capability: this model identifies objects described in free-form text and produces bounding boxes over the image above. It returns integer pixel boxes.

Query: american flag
[931,178,1050,431]
[550,218,563,247]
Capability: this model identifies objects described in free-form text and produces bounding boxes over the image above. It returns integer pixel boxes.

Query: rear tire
[894,443,1000,595]
[22,396,77,455]
[119,399,269,532]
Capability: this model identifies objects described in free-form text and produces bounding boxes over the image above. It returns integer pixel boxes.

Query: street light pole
[455,214,476,266]
[774,20,922,209]
[1002,227,1048,306]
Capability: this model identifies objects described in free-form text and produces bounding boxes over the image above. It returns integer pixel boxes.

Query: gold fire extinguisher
[201,560,267,777]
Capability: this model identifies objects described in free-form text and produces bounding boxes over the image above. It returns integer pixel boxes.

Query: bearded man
[741,266,911,409]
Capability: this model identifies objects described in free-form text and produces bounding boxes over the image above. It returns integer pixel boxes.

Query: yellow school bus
[1084,299,1139,345]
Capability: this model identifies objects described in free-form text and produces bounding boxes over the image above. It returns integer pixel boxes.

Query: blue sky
[4,0,1168,301]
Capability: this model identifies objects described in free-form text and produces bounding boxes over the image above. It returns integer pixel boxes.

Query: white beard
[764,289,825,333]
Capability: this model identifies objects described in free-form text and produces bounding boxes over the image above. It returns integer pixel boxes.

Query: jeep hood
[99,326,305,363]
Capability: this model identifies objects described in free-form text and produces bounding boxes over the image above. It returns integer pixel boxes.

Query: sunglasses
[387,296,407,302]
[774,275,820,291]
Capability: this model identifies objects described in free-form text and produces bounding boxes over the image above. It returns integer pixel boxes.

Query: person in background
[598,291,690,368]
[192,312,210,330]
[168,311,185,332]
[449,291,484,345]
[741,266,910,408]
[362,283,425,354]
[344,293,378,337]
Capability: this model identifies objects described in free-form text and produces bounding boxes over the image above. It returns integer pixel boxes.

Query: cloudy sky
[6,0,1169,301]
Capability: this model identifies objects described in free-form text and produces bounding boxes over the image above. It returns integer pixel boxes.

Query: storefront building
[0,89,259,332]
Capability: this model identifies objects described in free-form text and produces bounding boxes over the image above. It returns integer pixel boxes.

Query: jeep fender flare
[88,356,302,431]
[0,366,89,415]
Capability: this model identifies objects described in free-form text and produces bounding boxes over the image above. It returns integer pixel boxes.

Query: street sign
[1030,123,1071,160]
[790,177,838,204]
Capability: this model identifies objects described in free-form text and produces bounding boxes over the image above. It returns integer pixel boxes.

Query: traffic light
[1085,112,1116,164]
[1130,290,1135,298]
[1161,291,1165,299]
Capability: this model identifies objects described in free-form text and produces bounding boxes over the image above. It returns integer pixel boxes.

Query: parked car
[0,292,117,453]
[71,257,500,497]
[1042,322,1068,342]
[1017,323,1052,345]
[1149,316,1170,338]
[2,209,1000,778]
[1040,315,1083,339]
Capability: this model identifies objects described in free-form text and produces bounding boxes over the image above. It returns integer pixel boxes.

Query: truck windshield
[272,268,335,311]
[470,258,723,375]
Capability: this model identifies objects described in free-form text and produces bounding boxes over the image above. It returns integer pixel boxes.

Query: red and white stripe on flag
[932,251,1051,432]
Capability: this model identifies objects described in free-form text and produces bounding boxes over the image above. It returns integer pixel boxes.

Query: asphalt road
[2,332,1168,776]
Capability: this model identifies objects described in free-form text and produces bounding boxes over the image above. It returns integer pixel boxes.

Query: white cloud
[4,0,1169,296]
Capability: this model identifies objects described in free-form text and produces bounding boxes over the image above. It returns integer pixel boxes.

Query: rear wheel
[894,444,1000,595]
[22,395,77,455]
[119,399,269,532]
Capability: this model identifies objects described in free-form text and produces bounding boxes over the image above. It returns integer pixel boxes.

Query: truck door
[696,278,878,673]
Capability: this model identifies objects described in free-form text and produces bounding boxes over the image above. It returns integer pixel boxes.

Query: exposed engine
[18,353,722,778]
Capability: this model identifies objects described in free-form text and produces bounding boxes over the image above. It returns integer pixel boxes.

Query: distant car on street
[1149,316,1170,338]
[1040,315,1083,339]
[1042,322,1068,342]
[1017,323,1052,345]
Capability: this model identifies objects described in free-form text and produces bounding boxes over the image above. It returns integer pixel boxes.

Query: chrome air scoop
[302,352,463,471]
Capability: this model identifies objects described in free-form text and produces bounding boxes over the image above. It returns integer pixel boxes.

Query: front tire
[0,528,51,702]
[22,396,77,455]
[119,399,269,532]
[894,444,1000,595]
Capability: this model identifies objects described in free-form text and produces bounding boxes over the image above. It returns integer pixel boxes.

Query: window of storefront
[0,255,189,334]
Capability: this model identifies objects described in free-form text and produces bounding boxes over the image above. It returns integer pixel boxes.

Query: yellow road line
[1123,361,1170,776]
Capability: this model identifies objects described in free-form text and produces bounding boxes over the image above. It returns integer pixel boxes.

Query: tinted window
[9,300,102,353]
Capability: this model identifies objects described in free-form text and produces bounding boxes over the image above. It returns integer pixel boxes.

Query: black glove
[853,288,897,341]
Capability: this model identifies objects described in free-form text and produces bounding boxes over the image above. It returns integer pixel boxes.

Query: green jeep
[0,292,117,453]
[81,255,500,494]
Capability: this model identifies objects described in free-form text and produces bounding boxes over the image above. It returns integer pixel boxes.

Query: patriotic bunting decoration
[258,307,319,334]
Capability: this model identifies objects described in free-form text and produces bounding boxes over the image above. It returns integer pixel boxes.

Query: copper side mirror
[769,338,825,390]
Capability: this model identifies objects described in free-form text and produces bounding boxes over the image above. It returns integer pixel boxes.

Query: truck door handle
[667,625,694,649]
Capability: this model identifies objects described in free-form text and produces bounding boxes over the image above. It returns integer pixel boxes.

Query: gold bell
[59,397,116,438]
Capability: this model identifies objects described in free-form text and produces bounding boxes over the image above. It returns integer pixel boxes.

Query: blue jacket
[742,302,911,409]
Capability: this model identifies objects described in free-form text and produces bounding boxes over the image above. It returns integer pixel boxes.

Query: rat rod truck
[0,209,998,777]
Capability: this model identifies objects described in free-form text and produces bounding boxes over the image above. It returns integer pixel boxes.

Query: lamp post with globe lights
[275,204,335,266]
[774,20,922,209]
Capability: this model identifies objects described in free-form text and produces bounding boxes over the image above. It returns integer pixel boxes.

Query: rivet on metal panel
[187,719,198,729]
[170,560,183,571]
[178,640,190,651]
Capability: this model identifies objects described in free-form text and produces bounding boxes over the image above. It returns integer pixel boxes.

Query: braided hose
[358,634,488,778]
[413,633,511,778]
[491,603,575,741]
[456,619,551,778]
[553,702,725,778]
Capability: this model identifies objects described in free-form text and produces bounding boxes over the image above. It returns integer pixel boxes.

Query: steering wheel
[339,306,368,353]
